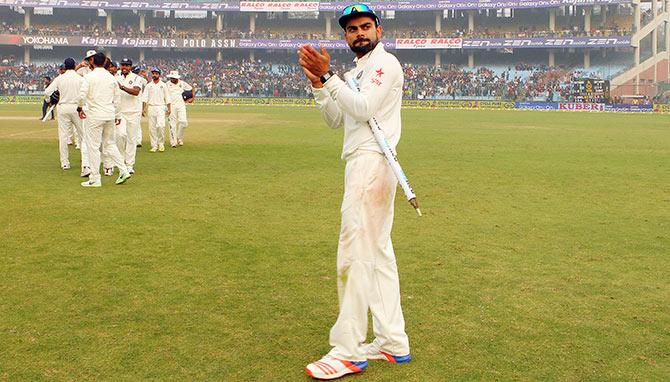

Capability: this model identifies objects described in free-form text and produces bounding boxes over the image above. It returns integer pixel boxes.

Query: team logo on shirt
[370,68,384,86]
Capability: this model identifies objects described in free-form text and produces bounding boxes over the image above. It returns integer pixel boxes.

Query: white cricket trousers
[168,104,188,146]
[56,105,80,166]
[85,119,128,183]
[137,117,143,145]
[103,116,128,170]
[123,112,141,166]
[57,105,89,169]
[78,118,90,169]
[147,106,166,149]
[328,150,410,361]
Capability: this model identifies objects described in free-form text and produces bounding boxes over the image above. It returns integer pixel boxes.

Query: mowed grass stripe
[0,104,668,381]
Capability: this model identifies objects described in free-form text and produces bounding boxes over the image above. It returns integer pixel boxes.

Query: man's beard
[349,37,378,55]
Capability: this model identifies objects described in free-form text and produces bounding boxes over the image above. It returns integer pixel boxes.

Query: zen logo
[503,40,531,47]
[587,38,620,45]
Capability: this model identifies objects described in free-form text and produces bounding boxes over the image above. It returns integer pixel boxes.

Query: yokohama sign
[239,1,320,12]
[395,38,462,49]
[0,34,236,49]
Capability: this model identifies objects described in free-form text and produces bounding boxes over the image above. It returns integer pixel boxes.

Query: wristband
[320,70,334,85]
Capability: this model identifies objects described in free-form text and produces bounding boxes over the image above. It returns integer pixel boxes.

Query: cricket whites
[344,73,422,217]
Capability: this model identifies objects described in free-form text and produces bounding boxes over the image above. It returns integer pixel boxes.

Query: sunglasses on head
[341,4,373,16]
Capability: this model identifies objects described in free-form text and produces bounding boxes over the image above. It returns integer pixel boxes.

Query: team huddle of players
[44,49,195,187]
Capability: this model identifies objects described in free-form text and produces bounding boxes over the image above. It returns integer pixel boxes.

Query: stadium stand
[0,1,666,100]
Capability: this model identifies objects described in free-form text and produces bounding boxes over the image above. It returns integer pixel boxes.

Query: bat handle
[409,198,422,217]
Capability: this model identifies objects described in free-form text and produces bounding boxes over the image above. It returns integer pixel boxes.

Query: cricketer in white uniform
[74,49,96,177]
[78,52,132,187]
[44,58,85,171]
[166,70,194,147]
[132,66,148,147]
[142,67,171,152]
[117,58,142,173]
[103,61,124,176]
[299,4,411,380]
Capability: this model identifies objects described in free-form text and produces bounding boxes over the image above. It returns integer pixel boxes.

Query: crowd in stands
[1,58,612,102]
[0,20,632,41]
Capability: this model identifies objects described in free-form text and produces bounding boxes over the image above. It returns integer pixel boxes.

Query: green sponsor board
[0,96,44,104]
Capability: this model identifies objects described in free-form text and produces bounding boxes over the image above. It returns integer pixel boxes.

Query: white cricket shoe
[61,163,71,170]
[115,172,132,185]
[149,147,158,153]
[81,180,101,188]
[305,355,367,380]
[80,166,91,177]
[158,145,165,152]
[128,166,135,175]
[362,343,412,363]
[178,139,184,146]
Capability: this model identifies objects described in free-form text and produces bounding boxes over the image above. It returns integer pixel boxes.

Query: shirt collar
[353,42,385,66]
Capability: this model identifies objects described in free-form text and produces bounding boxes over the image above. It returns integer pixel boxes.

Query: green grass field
[0,104,668,381]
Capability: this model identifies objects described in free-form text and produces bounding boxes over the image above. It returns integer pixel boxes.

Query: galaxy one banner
[0,34,632,50]
[0,0,632,12]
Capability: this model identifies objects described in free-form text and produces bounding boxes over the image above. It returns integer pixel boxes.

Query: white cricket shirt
[312,43,403,160]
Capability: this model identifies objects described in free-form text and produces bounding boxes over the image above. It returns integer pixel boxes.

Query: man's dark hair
[64,57,76,70]
[44,76,51,81]
[92,52,106,67]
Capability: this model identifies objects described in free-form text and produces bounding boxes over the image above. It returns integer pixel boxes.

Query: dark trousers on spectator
[42,100,54,120]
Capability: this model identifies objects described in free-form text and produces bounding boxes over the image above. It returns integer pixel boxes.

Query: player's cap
[110,61,119,68]
[58,63,65,70]
[120,57,132,66]
[338,3,380,29]
[84,49,97,59]
[131,65,141,73]
[63,57,76,70]
[166,70,180,79]
[150,67,161,74]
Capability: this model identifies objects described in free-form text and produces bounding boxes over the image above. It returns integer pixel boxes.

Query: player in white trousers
[117,58,142,174]
[73,49,97,177]
[132,66,148,147]
[77,52,132,187]
[44,58,85,170]
[103,60,123,176]
[166,70,195,147]
[299,4,411,380]
[142,67,171,153]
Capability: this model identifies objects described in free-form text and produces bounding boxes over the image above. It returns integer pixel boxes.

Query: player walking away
[44,58,84,171]
[298,4,411,380]
[166,70,195,147]
[117,58,142,174]
[131,65,148,147]
[142,67,171,153]
[77,52,132,187]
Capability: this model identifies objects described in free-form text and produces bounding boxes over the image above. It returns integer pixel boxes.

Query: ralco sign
[395,38,463,49]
